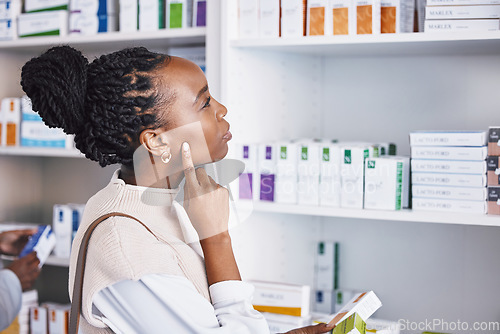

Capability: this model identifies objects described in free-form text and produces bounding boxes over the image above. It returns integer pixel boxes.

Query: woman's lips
[223,130,232,141]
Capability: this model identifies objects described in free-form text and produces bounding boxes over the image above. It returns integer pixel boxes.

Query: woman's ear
[139,129,169,157]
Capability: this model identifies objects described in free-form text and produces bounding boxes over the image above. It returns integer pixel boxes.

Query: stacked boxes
[424,0,500,32]
[0,97,20,146]
[0,0,21,40]
[313,241,339,314]
[18,0,69,37]
[487,126,500,215]
[30,303,71,334]
[69,0,118,35]
[410,131,488,214]
[249,280,311,317]
[380,0,414,33]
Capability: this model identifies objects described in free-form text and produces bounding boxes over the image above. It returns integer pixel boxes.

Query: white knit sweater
[68,170,210,333]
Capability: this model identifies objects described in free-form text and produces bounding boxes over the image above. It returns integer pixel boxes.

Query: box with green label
[297,141,321,205]
[319,142,342,207]
[364,156,410,210]
[166,0,192,28]
[18,10,68,37]
[333,313,366,334]
[340,145,371,209]
[275,142,299,204]
[24,0,68,13]
[139,0,164,31]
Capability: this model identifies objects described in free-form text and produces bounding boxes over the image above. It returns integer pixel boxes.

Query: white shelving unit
[0,147,83,158]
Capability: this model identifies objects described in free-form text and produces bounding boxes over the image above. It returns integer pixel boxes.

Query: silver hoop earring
[161,151,171,164]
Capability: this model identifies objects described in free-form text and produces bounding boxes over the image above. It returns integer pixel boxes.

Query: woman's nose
[216,102,228,120]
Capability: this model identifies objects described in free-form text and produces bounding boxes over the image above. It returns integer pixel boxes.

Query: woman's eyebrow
[194,85,208,105]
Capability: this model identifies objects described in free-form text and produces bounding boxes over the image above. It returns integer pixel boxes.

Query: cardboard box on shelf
[119,0,137,32]
[341,145,370,209]
[236,143,258,201]
[260,0,280,37]
[275,142,299,204]
[193,0,206,27]
[258,144,276,202]
[319,143,342,207]
[411,159,487,174]
[1,97,20,146]
[315,241,339,291]
[330,0,355,35]
[30,306,48,334]
[487,156,499,186]
[427,0,500,4]
[413,198,487,214]
[409,130,487,146]
[249,280,311,317]
[297,142,321,205]
[412,172,487,187]
[281,0,307,37]
[307,0,330,35]
[44,303,70,334]
[411,146,488,161]
[425,5,500,19]
[138,0,164,31]
[381,0,414,33]
[25,0,68,12]
[17,10,68,37]
[166,0,193,29]
[355,0,381,34]
[424,18,500,32]
[487,187,500,215]
[239,0,259,38]
[489,126,500,156]
[412,185,488,201]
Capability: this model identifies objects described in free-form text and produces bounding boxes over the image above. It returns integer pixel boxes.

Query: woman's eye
[203,96,211,108]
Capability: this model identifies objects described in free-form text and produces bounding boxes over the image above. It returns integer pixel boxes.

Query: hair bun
[21,45,89,135]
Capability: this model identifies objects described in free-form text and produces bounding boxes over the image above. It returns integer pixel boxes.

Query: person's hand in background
[0,229,37,256]
[6,252,40,291]
[283,323,334,334]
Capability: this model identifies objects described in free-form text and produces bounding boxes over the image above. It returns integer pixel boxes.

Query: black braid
[21,46,170,167]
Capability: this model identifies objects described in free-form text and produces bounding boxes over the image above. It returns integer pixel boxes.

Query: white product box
[412,185,487,201]
[412,172,487,187]
[17,10,68,37]
[319,143,342,207]
[275,142,298,204]
[166,0,192,28]
[69,12,117,34]
[297,142,321,205]
[260,0,280,37]
[262,312,312,334]
[413,198,487,214]
[410,131,487,146]
[25,0,68,12]
[330,0,356,35]
[328,291,382,327]
[410,146,488,161]
[0,19,15,40]
[355,0,381,34]
[258,144,276,202]
[249,280,311,317]
[193,0,206,26]
[411,159,487,174]
[236,143,258,201]
[341,145,370,209]
[169,46,206,72]
[239,0,259,38]
[281,0,307,37]
[425,18,500,31]
[381,0,414,33]
[44,303,70,334]
[426,4,500,19]
[307,0,331,35]
[364,156,410,210]
[0,0,21,19]
[119,0,137,32]
[53,204,73,258]
[70,0,118,15]
[68,203,85,240]
[21,122,71,148]
[428,0,500,4]
[19,225,56,267]
[139,0,163,31]
[315,241,339,291]
[314,290,336,313]
[30,306,48,334]
[1,97,20,146]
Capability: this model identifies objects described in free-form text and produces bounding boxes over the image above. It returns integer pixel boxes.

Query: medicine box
[328,291,382,327]
[307,0,330,36]
[409,131,487,147]
[249,280,311,317]
[412,185,487,201]
[489,126,500,156]
[341,145,370,209]
[364,156,410,210]
[281,0,307,37]
[331,0,355,35]
[260,0,280,37]
[413,198,487,214]
[424,19,500,32]
[410,146,488,161]
[24,0,68,12]
[258,144,276,202]
[0,0,21,19]
[53,204,73,258]
[1,97,20,146]
[69,13,118,34]
[30,306,48,334]
[425,5,500,19]
[275,142,299,204]
[355,0,381,34]
[166,0,192,29]
[411,159,487,174]
[297,142,321,205]
[0,19,15,40]
[333,313,366,334]
[44,303,70,334]
[119,0,137,32]
[139,0,164,31]
[193,0,206,27]
[19,225,56,267]
[314,290,336,313]
[237,144,258,200]
[488,187,500,215]
[427,0,500,4]
[17,10,68,37]
[315,241,339,291]
[487,156,499,186]
[319,143,342,207]
[70,0,118,15]
[412,172,487,187]
[239,0,259,38]
[381,0,414,33]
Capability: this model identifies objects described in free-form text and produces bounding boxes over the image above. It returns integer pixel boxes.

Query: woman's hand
[0,228,37,256]
[181,142,230,240]
[283,323,334,334]
[7,252,41,291]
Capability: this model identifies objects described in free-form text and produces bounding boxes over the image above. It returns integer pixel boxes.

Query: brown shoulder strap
[69,212,158,334]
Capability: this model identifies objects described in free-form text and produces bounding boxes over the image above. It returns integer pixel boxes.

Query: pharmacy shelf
[246,201,500,227]
[0,27,206,53]
[0,146,83,158]
[230,31,500,57]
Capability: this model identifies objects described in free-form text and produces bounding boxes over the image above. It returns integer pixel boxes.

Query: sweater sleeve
[0,269,22,331]
[92,273,270,334]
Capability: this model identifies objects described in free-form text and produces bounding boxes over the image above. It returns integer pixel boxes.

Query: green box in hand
[333,313,366,334]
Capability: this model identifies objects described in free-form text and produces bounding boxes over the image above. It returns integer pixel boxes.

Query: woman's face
[155,57,231,165]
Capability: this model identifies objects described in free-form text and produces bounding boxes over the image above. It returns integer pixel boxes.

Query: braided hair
[21,46,171,167]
